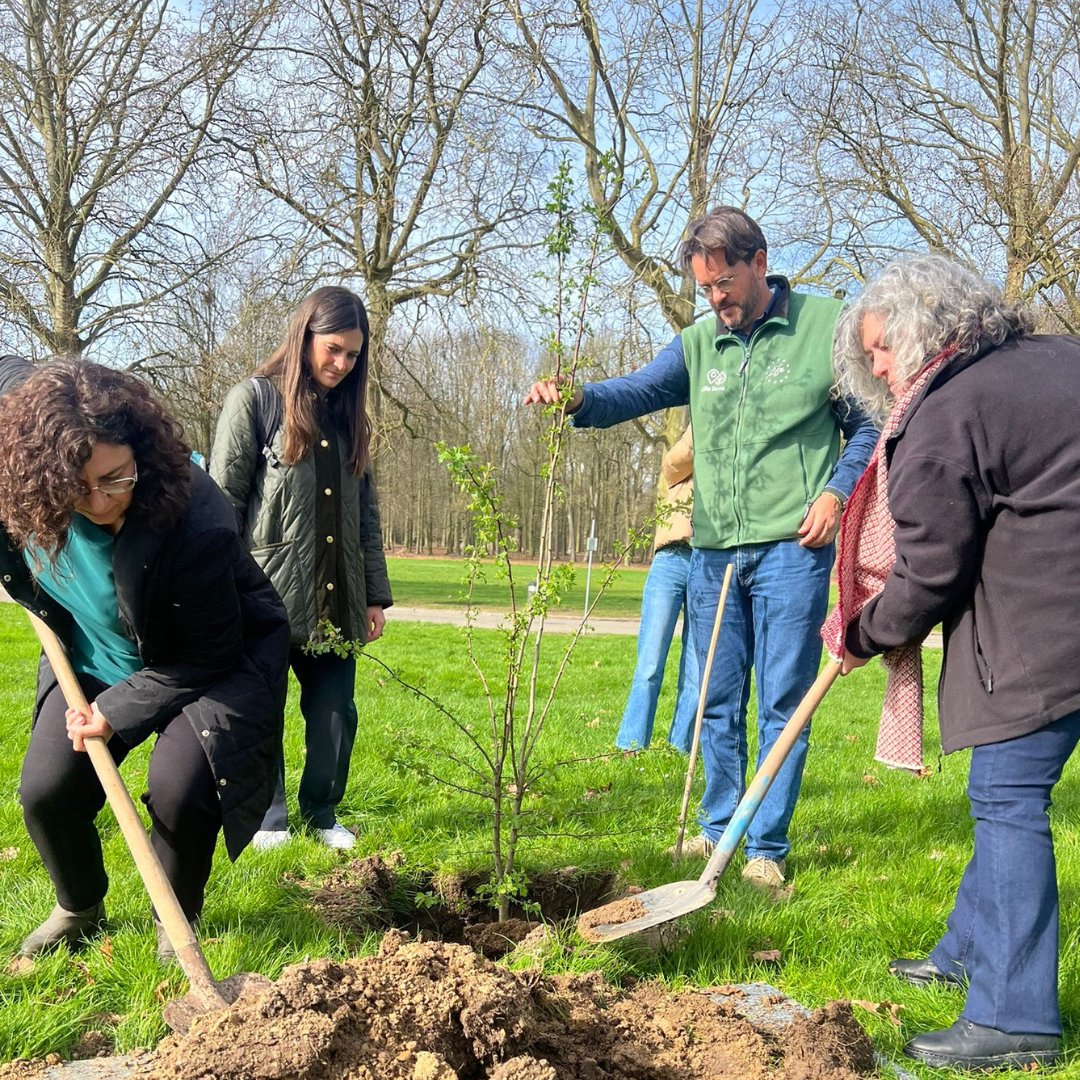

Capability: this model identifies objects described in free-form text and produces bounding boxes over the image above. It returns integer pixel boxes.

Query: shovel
[26,611,270,1032]
[674,562,733,856]
[580,659,841,941]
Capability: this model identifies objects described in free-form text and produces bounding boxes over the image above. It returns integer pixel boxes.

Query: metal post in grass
[583,518,597,617]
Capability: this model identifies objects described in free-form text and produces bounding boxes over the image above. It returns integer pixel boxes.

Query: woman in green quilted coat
[211,286,393,852]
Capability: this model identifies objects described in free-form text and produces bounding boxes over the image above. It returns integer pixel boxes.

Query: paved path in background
[0,590,943,647]
[389,604,644,635]
[391,606,943,647]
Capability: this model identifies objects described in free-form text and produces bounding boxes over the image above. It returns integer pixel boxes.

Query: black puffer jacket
[846,334,1080,751]
[0,465,291,858]
[211,377,392,646]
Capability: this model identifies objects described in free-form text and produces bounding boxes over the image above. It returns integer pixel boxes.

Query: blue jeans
[617,545,699,752]
[930,707,1080,1036]
[688,541,832,861]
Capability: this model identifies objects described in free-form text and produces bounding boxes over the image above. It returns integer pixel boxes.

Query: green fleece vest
[683,288,843,548]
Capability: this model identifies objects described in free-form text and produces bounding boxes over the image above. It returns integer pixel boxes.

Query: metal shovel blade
[578,878,715,941]
[578,662,840,942]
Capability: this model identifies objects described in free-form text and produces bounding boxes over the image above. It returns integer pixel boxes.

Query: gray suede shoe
[19,901,107,957]
[155,918,198,964]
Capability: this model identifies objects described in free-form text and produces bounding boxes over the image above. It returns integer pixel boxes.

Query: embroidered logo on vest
[702,368,727,393]
[763,359,790,383]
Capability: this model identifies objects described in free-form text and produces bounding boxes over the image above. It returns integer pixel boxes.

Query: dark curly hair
[0,359,193,558]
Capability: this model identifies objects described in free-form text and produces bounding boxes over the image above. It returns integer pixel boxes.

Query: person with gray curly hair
[834,252,1080,1072]
[834,252,1035,417]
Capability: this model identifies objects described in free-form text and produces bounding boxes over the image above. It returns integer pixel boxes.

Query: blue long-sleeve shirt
[573,331,878,535]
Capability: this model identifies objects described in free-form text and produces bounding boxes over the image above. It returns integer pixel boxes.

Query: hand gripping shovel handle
[696,659,842,889]
[26,611,228,1009]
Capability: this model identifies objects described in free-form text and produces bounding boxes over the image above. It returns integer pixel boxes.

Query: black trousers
[20,675,222,921]
[259,648,358,831]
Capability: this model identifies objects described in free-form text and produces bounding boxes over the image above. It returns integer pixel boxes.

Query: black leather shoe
[903,1019,1062,1071]
[889,956,965,988]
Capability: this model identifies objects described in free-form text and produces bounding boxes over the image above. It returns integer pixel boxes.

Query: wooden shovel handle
[674,562,734,855]
[698,659,842,888]
[26,611,227,1007]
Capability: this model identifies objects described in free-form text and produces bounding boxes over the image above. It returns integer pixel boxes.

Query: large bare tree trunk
[0,0,275,357]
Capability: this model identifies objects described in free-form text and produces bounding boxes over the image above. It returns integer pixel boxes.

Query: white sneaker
[250,829,290,851]
[317,823,356,850]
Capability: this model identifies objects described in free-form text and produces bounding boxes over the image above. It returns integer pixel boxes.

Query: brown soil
[0,860,876,1078]
[577,896,649,941]
[0,1060,52,1079]
[463,919,539,960]
[140,931,874,1080]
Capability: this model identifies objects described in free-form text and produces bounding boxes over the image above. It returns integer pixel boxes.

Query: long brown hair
[0,359,193,557]
[257,286,371,475]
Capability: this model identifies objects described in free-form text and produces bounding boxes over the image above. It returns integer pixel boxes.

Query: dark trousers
[931,706,1080,1036]
[259,649,358,831]
[20,676,221,921]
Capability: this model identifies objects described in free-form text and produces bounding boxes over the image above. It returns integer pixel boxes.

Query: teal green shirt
[26,517,142,686]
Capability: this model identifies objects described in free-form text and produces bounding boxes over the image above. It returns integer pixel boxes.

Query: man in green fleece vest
[524,207,877,887]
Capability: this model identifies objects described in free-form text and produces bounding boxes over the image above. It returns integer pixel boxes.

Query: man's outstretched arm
[522,334,690,428]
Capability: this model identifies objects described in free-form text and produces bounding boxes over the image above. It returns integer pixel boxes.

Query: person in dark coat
[833,253,1080,1072]
[0,357,290,959]
[211,286,392,852]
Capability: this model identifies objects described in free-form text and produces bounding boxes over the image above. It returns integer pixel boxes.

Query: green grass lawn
[384,554,652,617]
[2,601,1080,1074]
[383,554,842,621]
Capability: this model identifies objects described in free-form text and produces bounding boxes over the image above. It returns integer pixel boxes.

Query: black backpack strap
[248,375,283,467]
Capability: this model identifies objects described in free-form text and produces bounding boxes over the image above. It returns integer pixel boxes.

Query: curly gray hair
[834,253,1034,417]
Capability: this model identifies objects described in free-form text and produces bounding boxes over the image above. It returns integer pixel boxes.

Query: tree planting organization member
[525,206,877,889]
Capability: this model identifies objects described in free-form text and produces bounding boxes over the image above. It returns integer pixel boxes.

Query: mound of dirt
[289,855,619,946]
[142,931,874,1080]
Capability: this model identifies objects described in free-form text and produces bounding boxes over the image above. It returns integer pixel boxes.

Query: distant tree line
[1,0,1076,556]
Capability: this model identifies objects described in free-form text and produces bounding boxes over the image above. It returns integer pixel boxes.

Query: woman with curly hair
[0,357,289,959]
[833,253,1080,1072]
[211,286,392,852]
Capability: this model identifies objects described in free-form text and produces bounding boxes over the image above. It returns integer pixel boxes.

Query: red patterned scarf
[821,347,955,771]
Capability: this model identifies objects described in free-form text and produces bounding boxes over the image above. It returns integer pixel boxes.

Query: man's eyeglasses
[698,275,737,299]
[83,465,138,498]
